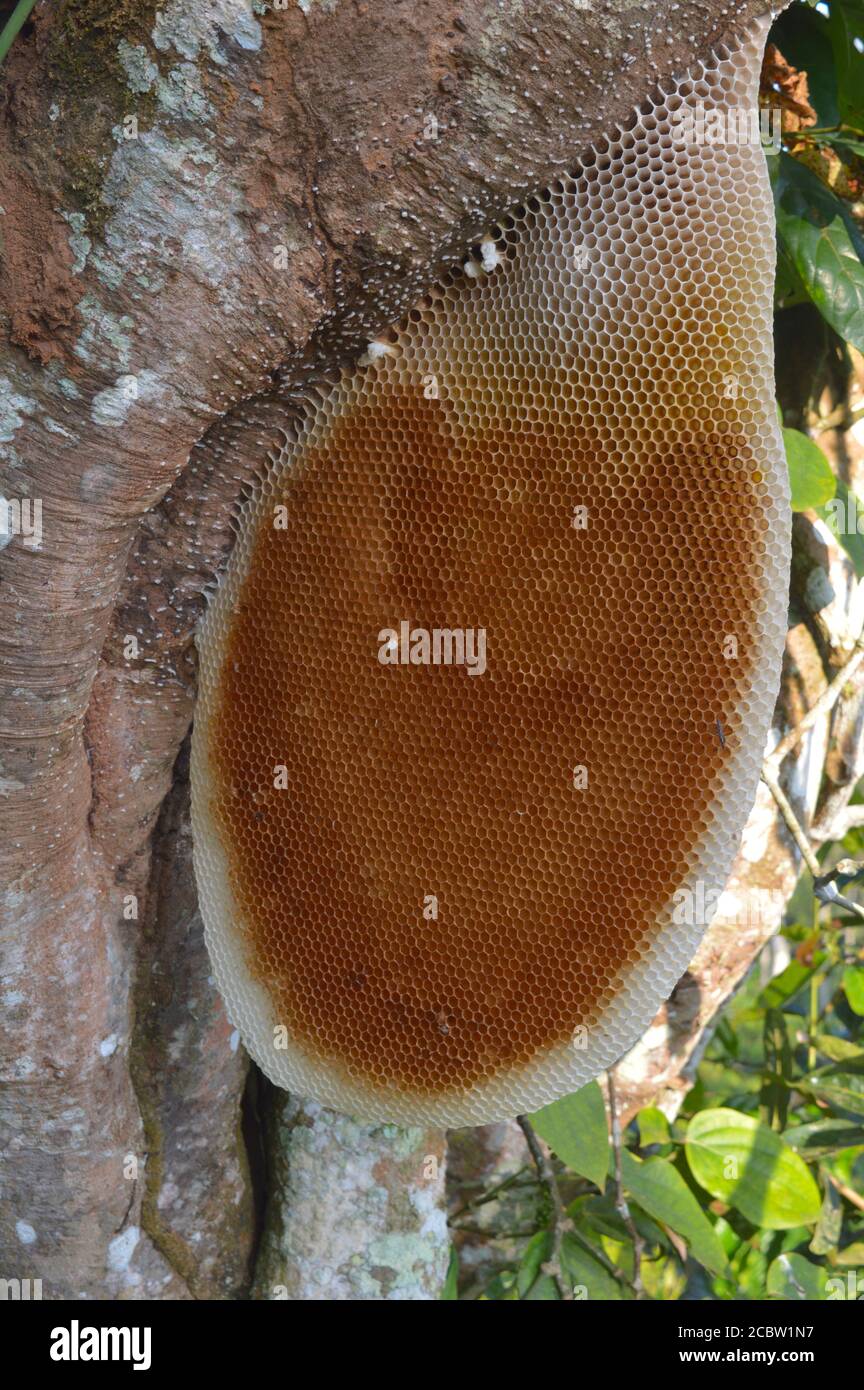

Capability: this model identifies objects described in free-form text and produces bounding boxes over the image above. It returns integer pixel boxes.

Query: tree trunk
[0,0,802,1300]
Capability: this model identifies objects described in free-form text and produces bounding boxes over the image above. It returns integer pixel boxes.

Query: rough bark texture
[0,0,798,1300]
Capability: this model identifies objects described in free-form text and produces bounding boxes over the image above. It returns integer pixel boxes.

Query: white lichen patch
[157,1181,180,1210]
[97,129,244,300]
[117,39,159,94]
[74,297,136,370]
[15,1220,37,1246]
[90,369,167,427]
[409,1182,448,1243]
[90,374,141,427]
[107,1227,140,1274]
[152,0,262,67]
[363,1232,445,1300]
[0,378,36,443]
[62,212,92,276]
[156,63,214,122]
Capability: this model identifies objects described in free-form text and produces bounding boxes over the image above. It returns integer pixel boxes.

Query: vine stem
[515,1114,570,1300]
[607,1067,644,1299]
[0,0,38,65]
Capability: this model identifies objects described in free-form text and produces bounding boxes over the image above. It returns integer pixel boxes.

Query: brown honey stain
[210,380,768,1097]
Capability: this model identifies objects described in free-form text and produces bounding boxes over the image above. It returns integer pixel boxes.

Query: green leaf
[828,136,864,162]
[685,1108,822,1229]
[813,1032,864,1063]
[797,1057,864,1116]
[775,153,864,351]
[522,1274,559,1300]
[784,1117,864,1157]
[784,427,836,511]
[568,1193,666,1250]
[560,1232,623,1300]
[636,1106,672,1150]
[479,1270,519,1301]
[728,1244,771,1299]
[775,239,810,309]
[833,1141,864,1186]
[810,1166,843,1256]
[842,965,864,1016]
[766,1252,829,1301]
[761,1008,793,1130]
[640,1250,688,1301]
[619,1149,730,1277]
[530,1081,608,1189]
[516,1230,551,1298]
[441,1245,459,1300]
[697,1057,762,1103]
[758,956,822,1010]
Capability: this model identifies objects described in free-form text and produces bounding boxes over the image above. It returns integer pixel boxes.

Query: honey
[211,388,766,1098]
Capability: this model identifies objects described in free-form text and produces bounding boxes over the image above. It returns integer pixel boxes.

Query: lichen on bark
[253,1094,448,1301]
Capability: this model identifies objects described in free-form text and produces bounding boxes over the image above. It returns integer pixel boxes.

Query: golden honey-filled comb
[191,18,789,1126]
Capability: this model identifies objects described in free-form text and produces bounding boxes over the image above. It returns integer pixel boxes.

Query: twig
[451,1224,539,1239]
[606,1067,644,1299]
[826,1170,864,1215]
[808,971,819,1072]
[760,763,823,877]
[813,401,864,434]
[764,631,864,776]
[515,1114,570,1300]
[448,1166,533,1220]
[761,768,864,920]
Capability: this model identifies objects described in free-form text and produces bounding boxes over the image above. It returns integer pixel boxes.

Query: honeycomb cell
[191,16,789,1125]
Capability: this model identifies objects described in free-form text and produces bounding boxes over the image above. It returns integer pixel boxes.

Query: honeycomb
[191,16,789,1127]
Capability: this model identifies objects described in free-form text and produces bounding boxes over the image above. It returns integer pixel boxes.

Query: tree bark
[0,0,793,1300]
[252,1094,447,1300]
